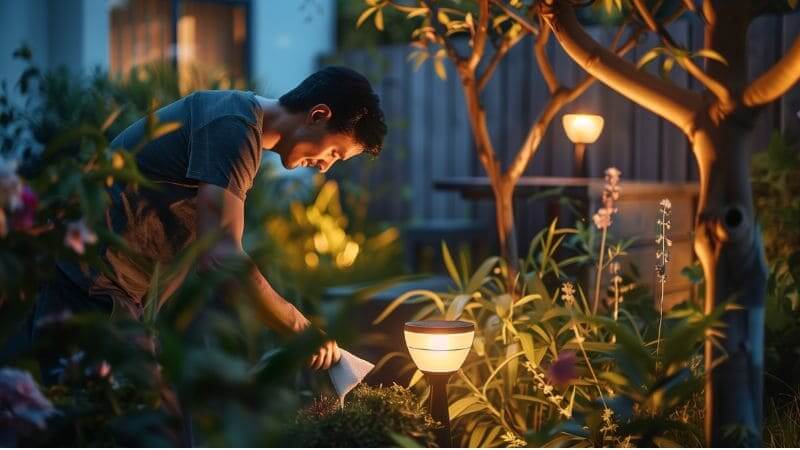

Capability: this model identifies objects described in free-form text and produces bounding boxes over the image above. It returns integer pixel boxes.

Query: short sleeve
[187,116,262,200]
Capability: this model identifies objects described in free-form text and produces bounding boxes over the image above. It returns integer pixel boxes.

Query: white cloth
[328,349,374,406]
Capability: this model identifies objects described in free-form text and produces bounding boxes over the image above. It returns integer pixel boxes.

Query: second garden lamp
[562,113,604,177]
[404,320,475,448]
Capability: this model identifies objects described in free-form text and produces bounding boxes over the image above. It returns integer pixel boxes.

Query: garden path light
[404,320,475,448]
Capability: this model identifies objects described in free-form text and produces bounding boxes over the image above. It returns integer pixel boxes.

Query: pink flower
[0,159,22,211]
[11,186,38,232]
[0,367,57,429]
[64,219,98,255]
[97,361,112,379]
[547,351,577,386]
[593,207,613,230]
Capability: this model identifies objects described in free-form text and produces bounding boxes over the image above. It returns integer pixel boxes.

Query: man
[34,66,387,375]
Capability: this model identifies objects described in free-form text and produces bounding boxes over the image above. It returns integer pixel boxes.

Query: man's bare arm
[195,183,308,336]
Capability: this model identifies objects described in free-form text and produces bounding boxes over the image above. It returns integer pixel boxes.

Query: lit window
[109,0,249,92]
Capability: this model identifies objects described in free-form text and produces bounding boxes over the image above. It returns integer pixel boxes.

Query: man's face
[278,105,363,173]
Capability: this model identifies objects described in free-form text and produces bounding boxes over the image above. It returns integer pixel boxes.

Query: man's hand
[309,340,342,370]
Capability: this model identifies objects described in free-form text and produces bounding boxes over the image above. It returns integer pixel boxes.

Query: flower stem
[592,227,608,314]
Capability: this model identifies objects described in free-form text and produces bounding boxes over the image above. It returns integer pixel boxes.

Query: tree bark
[693,121,767,446]
[493,179,519,283]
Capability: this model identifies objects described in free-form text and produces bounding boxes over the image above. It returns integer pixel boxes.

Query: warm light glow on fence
[404,320,475,373]
[563,114,605,144]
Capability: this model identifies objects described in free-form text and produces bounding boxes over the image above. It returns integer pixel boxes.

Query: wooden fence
[326,12,800,239]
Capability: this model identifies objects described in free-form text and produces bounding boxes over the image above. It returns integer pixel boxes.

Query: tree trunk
[693,121,767,446]
[492,179,519,284]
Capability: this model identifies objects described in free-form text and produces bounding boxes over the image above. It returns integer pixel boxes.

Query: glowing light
[562,114,605,144]
[313,232,329,253]
[304,252,319,269]
[404,321,475,373]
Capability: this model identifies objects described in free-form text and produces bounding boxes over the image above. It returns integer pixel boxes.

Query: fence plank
[408,49,431,220]
[430,60,451,219]
[631,31,662,181]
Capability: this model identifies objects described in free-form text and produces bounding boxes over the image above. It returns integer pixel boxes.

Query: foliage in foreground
[285,384,439,448]
[0,49,393,446]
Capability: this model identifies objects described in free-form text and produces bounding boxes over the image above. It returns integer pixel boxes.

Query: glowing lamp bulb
[562,114,605,144]
[404,320,475,373]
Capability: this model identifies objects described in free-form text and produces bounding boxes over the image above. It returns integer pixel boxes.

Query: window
[109,0,249,91]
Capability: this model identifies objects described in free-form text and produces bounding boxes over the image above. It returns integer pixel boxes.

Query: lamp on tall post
[562,113,605,177]
[404,320,475,448]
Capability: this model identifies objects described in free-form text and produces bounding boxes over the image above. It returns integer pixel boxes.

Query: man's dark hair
[279,66,387,156]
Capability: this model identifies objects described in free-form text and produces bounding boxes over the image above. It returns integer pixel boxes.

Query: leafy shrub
[285,384,438,447]
[375,223,716,447]
[752,132,800,419]
[0,48,374,446]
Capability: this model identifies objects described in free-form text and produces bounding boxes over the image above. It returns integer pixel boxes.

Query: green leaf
[694,48,728,66]
[143,262,162,326]
[661,57,675,78]
[469,423,488,448]
[636,48,662,69]
[653,436,682,447]
[494,293,512,318]
[519,332,536,363]
[434,55,447,81]
[373,289,446,324]
[598,371,628,386]
[356,6,376,27]
[466,256,499,293]
[483,425,503,447]
[389,432,422,448]
[408,369,424,388]
[441,241,462,289]
[449,395,480,419]
[374,8,384,31]
[101,106,123,132]
[445,294,472,320]
[150,121,182,140]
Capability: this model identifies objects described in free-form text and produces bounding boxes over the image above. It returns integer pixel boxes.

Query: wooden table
[434,176,699,200]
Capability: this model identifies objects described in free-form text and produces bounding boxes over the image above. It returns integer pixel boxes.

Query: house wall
[0,0,49,100]
[0,0,337,99]
[251,0,336,97]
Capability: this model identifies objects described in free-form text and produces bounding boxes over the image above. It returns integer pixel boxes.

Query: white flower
[655,198,672,284]
[561,282,577,306]
[64,219,98,255]
[0,367,58,429]
[501,430,527,448]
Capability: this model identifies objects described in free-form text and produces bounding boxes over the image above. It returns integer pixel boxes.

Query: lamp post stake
[573,142,587,177]
[426,371,453,448]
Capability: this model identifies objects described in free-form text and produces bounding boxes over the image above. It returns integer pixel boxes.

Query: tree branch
[632,0,733,108]
[534,15,560,95]
[469,0,491,71]
[541,1,704,137]
[478,29,528,92]
[505,25,643,182]
[742,35,800,108]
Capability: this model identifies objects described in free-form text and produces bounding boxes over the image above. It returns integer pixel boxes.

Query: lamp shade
[562,114,605,144]
[404,320,475,373]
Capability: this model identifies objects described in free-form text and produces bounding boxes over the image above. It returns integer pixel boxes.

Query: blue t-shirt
[57,90,263,310]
